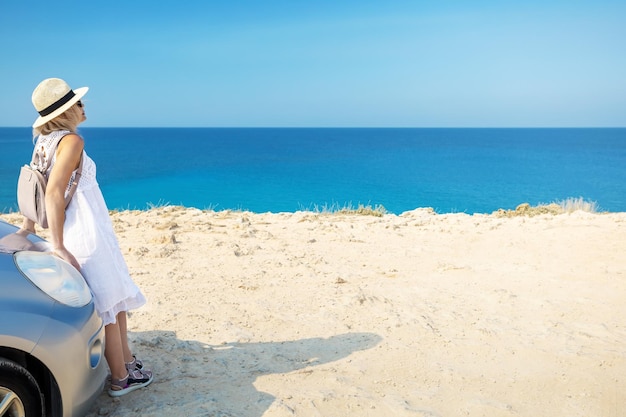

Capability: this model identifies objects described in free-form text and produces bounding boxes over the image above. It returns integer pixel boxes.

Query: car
[0,219,107,417]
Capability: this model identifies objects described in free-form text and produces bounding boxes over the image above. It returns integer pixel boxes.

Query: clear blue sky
[1,1,624,127]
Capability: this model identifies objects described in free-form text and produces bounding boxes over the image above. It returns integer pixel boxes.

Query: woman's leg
[106,313,152,396]
[116,311,134,363]
[104,321,127,380]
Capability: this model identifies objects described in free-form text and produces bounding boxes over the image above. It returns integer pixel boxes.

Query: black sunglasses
[77,100,84,108]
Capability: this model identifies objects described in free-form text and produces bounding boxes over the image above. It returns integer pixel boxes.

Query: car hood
[0,220,50,253]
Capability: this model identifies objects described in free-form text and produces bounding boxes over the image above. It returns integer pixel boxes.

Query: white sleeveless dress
[35,130,146,325]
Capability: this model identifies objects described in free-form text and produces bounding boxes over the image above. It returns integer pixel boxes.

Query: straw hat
[32,78,89,128]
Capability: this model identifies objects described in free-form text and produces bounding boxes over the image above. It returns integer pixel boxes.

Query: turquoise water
[1,127,625,214]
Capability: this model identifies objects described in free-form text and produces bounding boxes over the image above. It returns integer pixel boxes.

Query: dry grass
[558,197,599,213]
[307,202,387,217]
[493,197,600,217]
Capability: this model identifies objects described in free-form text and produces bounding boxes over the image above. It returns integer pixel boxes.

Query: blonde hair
[33,104,82,138]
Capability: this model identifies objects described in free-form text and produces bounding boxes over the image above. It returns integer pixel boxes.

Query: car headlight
[14,251,92,307]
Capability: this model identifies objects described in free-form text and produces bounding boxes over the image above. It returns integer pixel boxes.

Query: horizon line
[1,126,625,129]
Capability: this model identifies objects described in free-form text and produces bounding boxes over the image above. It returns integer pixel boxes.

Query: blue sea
[1,127,625,214]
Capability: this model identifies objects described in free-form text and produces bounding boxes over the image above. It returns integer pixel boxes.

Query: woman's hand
[17,217,36,236]
[53,246,81,271]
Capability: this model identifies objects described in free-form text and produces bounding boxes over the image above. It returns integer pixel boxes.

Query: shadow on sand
[86,331,382,416]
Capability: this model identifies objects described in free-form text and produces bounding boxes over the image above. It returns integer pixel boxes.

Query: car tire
[0,357,45,417]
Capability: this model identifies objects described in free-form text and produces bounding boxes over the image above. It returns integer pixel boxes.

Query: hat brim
[32,86,89,128]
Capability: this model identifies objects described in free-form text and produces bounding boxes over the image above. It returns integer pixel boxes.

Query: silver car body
[0,220,107,417]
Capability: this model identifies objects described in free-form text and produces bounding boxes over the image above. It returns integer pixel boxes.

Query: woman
[21,78,153,397]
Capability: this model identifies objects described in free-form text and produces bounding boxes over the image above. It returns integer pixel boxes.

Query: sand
[1,207,625,417]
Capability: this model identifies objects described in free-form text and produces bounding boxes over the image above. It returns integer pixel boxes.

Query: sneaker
[108,368,153,397]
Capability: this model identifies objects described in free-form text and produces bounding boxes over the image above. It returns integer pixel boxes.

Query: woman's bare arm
[45,133,83,269]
